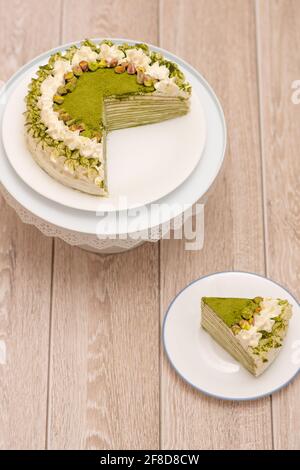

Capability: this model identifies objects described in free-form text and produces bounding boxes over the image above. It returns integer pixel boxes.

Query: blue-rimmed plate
[163,271,300,401]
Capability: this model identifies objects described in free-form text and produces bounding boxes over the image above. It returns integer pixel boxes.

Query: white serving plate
[0,38,226,236]
[163,271,300,401]
[2,46,206,212]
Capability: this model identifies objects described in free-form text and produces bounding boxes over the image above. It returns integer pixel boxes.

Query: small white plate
[2,54,206,213]
[163,271,300,401]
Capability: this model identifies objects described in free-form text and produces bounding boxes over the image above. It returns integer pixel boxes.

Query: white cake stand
[0,39,226,254]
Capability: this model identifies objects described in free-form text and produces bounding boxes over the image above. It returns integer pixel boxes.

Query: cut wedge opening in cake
[24,40,192,196]
[201,297,293,376]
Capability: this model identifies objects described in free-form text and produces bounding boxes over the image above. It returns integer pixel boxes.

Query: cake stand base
[78,240,146,255]
[0,183,207,254]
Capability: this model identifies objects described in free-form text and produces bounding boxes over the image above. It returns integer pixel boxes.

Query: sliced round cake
[24,39,192,196]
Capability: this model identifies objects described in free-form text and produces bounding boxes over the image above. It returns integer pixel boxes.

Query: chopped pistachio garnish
[143,75,153,87]
[231,325,241,336]
[136,70,144,84]
[53,94,64,104]
[64,71,74,82]
[69,123,85,132]
[80,129,93,138]
[72,65,83,77]
[57,85,67,95]
[79,60,89,72]
[239,319,251,330]
[98,59,107,68]
[241,307,253,320]
[65,79,77,92]
[127,63,136,74]
[88,62,99,72]
[82,39,99,51]
[115,65,126,74]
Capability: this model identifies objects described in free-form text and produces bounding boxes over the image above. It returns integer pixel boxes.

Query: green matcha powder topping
[57,68,154,131]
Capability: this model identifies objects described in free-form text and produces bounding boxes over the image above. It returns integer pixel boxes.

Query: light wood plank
[0,0,62,81]
[0,0,61,449]
[256,0,300,450]
[47,0,160,450]
[62,0,158,45]
[160,0,272,450]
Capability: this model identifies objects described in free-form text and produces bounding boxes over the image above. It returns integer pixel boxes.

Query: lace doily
[1,183,203,252]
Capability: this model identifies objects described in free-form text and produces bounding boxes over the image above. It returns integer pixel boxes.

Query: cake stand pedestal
[0,182,205,254]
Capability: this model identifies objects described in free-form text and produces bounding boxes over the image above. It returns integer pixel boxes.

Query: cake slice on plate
[201,296,293,376]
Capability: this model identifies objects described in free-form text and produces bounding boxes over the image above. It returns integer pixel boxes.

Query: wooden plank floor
[0,0,299,449]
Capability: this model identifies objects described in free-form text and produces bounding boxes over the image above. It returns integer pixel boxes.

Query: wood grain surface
[256,0,300,450]
[160,0,270,450]
[0,0,299,450]
[47,0,160,450]
[0,0,60,450]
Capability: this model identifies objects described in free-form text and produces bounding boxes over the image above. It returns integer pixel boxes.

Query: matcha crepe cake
[25,39,191,196]
[201,297,293,376]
